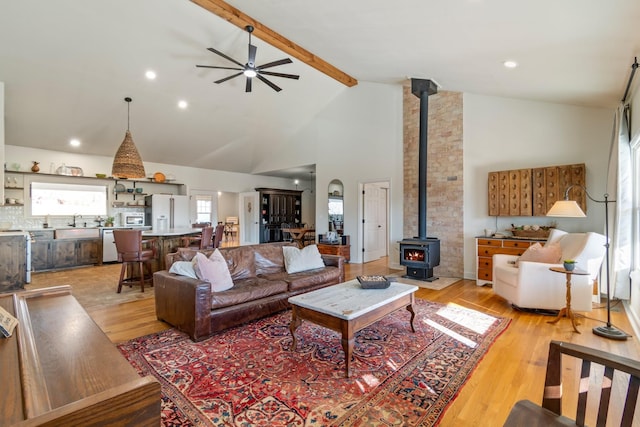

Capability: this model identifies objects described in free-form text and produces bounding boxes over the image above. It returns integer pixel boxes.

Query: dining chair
[503,340,640,426]
[281,222,291,242]
[113,229,156,293]
[302,222,315,246]
[212,223,225,248]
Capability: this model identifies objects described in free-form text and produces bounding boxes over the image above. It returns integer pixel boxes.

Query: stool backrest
[113,229,143,260]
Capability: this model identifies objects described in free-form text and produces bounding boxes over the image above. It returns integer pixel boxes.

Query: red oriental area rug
[118,299,510,426]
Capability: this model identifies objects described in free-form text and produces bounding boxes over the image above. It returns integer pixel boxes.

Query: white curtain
[607,104,632,299]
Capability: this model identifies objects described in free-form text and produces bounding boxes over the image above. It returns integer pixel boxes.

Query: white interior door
[363,182,388,262]
[239,191,260,245]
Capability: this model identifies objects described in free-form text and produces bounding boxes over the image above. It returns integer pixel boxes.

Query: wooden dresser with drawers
[476,237,543,286]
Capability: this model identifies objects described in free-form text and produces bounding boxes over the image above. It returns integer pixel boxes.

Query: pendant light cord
[124,97,132,131]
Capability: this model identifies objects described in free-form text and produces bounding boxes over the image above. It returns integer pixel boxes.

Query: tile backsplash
[0,206,145,230]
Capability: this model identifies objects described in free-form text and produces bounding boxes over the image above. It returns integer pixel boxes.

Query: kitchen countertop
[142,228,201,237]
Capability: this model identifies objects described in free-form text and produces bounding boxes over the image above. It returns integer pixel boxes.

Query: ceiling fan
[196,25,300,92]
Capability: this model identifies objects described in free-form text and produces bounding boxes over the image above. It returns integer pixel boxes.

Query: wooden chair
[504,340,640,427]
[281,222,291,242]
[182,225,214,249]
[212,223,225,248]
[302,222,315,246]
[113,229,156,293]
[224,216,238,242]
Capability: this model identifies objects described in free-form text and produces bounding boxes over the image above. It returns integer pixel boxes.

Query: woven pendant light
[112,97,146,179]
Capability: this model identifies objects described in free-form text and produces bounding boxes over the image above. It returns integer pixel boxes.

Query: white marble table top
[288,280,418,320]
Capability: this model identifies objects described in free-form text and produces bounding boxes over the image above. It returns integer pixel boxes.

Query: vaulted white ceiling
[1,0,638,177]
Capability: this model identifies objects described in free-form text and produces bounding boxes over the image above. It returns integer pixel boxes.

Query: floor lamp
[547,184,628,340]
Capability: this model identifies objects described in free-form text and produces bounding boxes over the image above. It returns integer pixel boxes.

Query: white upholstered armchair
[492,230,606,311]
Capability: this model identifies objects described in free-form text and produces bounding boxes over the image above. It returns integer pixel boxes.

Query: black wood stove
[399,78,441,282]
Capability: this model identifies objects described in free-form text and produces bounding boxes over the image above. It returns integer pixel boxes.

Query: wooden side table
[548,267,589,333]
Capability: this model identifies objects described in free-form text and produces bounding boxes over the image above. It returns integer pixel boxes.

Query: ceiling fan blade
[206,47,245,68]
[196,65,243,71]
[246,77,252,92]
[214,72,244,84]
[257,58,293,70]
[257,74,282,92]
[248,44,257,67]
[259,70,300,80]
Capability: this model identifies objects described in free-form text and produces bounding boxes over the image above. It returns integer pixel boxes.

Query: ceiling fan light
[244,68,257,78]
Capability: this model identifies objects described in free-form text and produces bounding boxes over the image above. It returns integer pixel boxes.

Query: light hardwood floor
[28,258,640,426]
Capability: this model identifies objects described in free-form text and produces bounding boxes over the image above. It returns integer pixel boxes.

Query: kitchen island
[142,228,201,272]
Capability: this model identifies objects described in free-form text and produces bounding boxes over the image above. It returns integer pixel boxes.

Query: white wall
[463,93,614,279]
[5,145,298,195]
[1,82,5,204]
[255,81,404,264]
[217,192,239,223]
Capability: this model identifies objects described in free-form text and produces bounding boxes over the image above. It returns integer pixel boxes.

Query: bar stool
[113,229,156,293]
[182,225,214,249]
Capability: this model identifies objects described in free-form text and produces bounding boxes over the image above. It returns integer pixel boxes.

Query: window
[631,134,640,272]
[195,195,213,224]
[31,182,108,216]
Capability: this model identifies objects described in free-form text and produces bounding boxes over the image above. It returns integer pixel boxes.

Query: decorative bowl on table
[357,275,391,289]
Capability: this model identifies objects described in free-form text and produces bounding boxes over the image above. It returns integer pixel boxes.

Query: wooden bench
[0,286,160,426]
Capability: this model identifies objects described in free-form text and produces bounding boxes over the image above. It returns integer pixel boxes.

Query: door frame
[357,180,390,264]
[239,191,260,245]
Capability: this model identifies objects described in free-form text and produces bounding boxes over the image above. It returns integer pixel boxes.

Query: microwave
[121,212,145,227]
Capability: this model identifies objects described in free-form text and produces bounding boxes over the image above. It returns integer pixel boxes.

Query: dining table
[282,227,315,248]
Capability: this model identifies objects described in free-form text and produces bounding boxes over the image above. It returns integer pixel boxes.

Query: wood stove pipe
[411,79,438,239]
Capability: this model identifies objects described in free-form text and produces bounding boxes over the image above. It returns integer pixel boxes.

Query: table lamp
[547,184,628,340]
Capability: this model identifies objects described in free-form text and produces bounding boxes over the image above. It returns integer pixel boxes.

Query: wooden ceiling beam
[191,0,358,87]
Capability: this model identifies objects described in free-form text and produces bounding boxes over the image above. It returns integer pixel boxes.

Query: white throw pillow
[283,245,325,274]
[192,250,234,292]
[169,261,197,279]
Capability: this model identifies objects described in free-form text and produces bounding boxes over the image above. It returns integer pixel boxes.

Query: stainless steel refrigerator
[145,194,190,229]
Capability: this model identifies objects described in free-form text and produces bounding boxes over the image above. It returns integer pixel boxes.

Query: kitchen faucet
[69,214,82,227]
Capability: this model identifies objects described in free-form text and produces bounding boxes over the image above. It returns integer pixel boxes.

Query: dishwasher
[102,229,118,262]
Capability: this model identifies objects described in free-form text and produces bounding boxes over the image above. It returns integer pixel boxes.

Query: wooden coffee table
[288,280,418,377]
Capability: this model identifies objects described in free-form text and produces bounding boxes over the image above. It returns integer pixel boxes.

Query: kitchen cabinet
[30,230,54,271]
[31,230,101,271]
[256,188,302,243]
[0,234,27,292]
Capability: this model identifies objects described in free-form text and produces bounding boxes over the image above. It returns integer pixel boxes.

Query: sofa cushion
[517,242,562,265]
[193,251,234,292]
[494,264,519,288]
[260,266,341,292]
[283,245,325,274]
[210,277,288,310]
[255,242,292,275]
[220,246,257,281]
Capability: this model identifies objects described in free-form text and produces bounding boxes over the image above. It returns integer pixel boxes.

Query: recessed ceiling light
[69,138,81,147]
[145,70,157,80]
[503,60,518,69]
[177,100,188,109]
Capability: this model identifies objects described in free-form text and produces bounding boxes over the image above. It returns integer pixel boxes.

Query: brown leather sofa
[153,242,345,341]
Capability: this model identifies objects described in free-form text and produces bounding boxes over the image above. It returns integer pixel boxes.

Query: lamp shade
[111,130,146,179]
[546,200,587,217]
